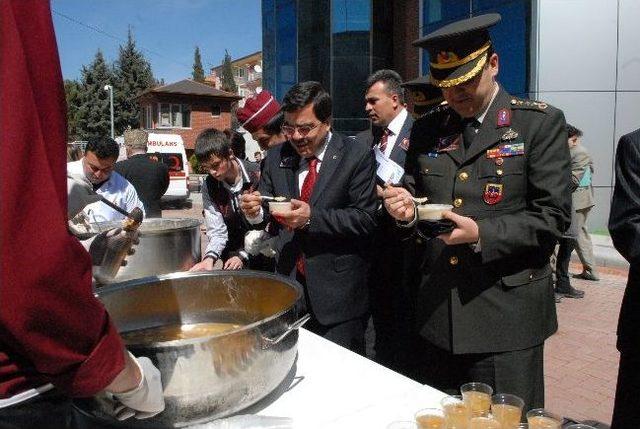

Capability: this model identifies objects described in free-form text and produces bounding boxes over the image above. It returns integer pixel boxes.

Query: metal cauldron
[92,218,201,283]
[74,271,306,428]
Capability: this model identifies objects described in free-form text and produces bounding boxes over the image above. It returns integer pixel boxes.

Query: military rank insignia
[486,142,524,159]
[497,109,511,127]
[399,137,410,151]
[483,183,503,205]
[437,134,460,152]
[279,156,295,168]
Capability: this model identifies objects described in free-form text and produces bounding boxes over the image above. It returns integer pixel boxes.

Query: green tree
[113,28,156,134]
[220,49,237,94]
[192,46,205,83]
[64,79,82,141]
[76,50,114,140]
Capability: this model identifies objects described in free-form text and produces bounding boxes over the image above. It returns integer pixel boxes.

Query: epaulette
[510,98,548,111]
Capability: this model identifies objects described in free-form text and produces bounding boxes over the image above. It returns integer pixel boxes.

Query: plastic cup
[460,382,493,418]
[491,393,524,428]
[441,395,470,429]
[387,421,419,429]
[415,408,446,429]
[416,203,453,221]
[526,409,562,429]
[268,200,292,214]
[469,416,503,429]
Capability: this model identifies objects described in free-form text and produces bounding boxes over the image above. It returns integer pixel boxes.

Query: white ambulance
[147,133,190,202]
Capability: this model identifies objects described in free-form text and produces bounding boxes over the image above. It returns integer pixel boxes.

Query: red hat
[237,90,281,133]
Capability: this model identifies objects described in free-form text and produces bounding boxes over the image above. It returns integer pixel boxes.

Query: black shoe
[572,271,600,281]
[556,285,585,299]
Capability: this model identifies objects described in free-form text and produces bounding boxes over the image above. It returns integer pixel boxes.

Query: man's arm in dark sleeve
[477,108,572,263]
[608,133,640,266]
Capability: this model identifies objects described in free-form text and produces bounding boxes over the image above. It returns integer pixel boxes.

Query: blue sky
[51,0,262,83]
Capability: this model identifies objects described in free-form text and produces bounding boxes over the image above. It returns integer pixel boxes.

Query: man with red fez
[0,1,164,425]
[237,89,287,152]
[383,14,571,411]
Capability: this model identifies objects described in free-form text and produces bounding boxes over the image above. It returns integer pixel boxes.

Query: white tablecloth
[250,328,447,429]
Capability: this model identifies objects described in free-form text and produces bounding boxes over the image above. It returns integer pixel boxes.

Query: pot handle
[262,314,311,348]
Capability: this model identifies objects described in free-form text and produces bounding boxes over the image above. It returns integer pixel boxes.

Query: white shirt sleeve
[246,207,264,225]
[201,179,228,259]
[124,181,146,217]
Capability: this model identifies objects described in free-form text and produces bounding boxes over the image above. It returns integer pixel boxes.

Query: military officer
[383,14,571,412]
[401,75,444,118]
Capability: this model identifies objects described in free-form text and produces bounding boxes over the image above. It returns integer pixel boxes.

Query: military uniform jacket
[404,88,571,354]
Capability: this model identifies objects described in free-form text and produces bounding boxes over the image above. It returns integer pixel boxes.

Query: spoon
[259,195,289,202]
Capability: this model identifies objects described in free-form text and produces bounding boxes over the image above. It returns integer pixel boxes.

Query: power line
[51,9,192,69]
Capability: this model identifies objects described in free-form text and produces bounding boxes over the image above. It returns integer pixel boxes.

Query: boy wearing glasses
[240,81,378,353]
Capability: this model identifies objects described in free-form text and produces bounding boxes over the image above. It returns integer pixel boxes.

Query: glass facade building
[262,0,393,136]
[420,0,531,97]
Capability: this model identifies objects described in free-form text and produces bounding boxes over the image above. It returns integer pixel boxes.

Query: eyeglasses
[281,122,321,137]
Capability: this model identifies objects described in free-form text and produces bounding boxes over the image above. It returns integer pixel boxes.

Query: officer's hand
[108,352,165,420]
[67,174,101,217]
[240,191,262,219]
[382,185,415,221]
[189,257,215,271]
[437,211,479,245]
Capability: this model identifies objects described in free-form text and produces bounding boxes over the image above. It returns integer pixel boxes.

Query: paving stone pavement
[545,263,626,426]
[163,196,628,426]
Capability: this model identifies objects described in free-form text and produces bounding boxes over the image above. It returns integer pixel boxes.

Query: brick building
[206,51,263,106]
[137,79,242,155]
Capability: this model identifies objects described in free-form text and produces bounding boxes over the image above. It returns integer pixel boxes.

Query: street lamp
[104,84,114,139]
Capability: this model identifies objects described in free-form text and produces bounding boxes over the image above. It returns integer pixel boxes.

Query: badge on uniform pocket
[483,183,503,205]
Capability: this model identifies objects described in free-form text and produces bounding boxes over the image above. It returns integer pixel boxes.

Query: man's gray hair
[366,69,405,104]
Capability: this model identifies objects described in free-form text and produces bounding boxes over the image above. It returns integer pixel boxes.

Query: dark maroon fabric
[0,0,125,398]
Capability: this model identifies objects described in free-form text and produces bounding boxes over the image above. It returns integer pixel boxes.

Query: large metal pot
[74,271,306,428]
[93,218,201,283]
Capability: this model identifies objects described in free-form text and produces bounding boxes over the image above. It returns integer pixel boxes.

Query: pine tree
[64,79,82,141]
[192,46,205,82]
[113,28,156,134]
[76,50,114,140]
[220,50,237,94]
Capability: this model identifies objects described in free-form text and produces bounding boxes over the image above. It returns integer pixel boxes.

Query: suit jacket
[608,128,640,353]
[258,133,378,325]
[115,154,170,217]
[570,144,595,211]
[403,88,571,354]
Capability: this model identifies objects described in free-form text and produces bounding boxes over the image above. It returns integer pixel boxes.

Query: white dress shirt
[67,160,145,223]
[380,108,408,157]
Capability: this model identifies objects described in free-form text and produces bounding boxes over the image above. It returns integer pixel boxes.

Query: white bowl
[268,201,292,214]
[416,203,453,221]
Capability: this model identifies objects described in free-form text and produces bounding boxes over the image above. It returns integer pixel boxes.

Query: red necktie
[296,157,318,275]
[379,128,391,154]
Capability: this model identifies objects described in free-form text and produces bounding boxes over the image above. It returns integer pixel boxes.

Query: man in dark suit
[609,127,640,429]
[383,14,571,411]
[240,81,377,353]
[115,129,169,217]
[356,69,415,369]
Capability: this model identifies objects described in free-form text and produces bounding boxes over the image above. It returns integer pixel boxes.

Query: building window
[420,0,530,96]
[211,105,221,117]
[158,103,191,128]
[144,105,152,129]
[235,67,246,78]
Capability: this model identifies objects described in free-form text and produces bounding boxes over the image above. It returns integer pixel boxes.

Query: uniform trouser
[611,351,640,429]
[556,236,575,290]
[574,207,598,275]
[296,272,367,355]
[408,339,545,416]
